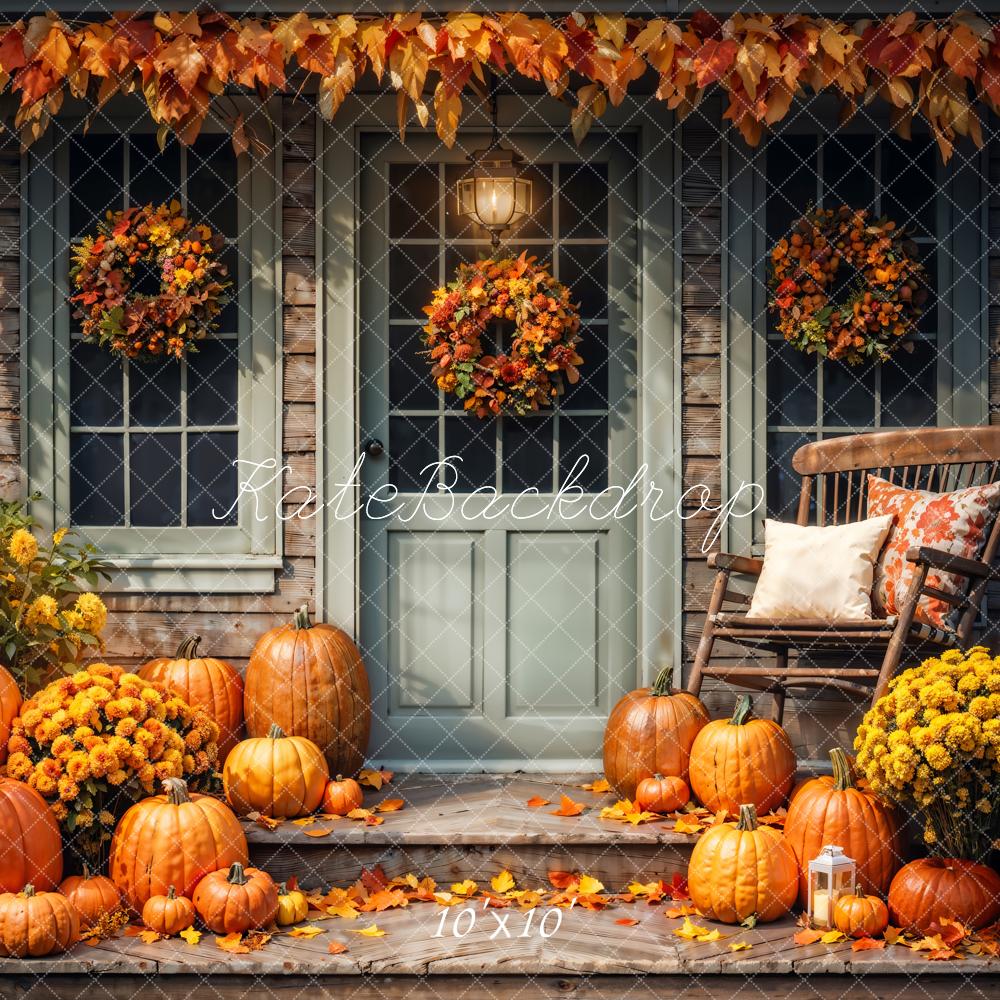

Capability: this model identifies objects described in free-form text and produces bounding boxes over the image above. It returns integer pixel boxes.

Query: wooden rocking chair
[687,427,1000,723]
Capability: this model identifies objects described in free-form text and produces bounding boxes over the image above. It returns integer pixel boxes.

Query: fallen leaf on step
[884,925,907,945]
[375,798,405,812]
[665,904,698,918]
[491,870,515,893]
[179,927,202,946]
[577,875,605,895]
[599,799,658,824]
[247,811,283,830]
[359,768,394,789]
[696,929,724,942]
[287,925,325,938]
[674,916,710,940]
[551,794,585,816]
[729,941,752,951]
[216,932,250,954]
[672,815,704,835]
[927,947,959,961]
[244,931,272,951]
[820,929,846,944]
[353,924,386,937]
[347,808,384,826]
[526,795,550,807]
[793,928,825,946]
[852,937,885,952]
[139,930,164,944]
[328,940,349,955]
[580,778,612,792]
[304,828,334,837]
[451,880,478,896]
[292,817,317,827]
[615,917,640,926]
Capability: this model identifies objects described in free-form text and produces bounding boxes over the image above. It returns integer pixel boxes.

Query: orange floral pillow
[867,475,1000,630]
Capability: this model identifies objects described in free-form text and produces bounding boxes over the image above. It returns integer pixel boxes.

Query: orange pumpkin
[0,884,80,957]
[58,865,121,931]
[244,606,371,776]
[321,775,363,816]
[688,803,798,924]
[833,892,889,938]
[109,777,248,913]
[783,747,901,906]
[888,858,1000,933]
[224,723,329,818]
[603,667,709,797]
[0,778,63,892]
[635,773,689,814]
[0,664,21,765]
[688,696,795,814]
[139,636,245,760]
[142,886,195,936]
[193,862,278,934]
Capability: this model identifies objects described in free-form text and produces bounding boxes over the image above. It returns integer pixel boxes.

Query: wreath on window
[767,205,928,365]
[70,200,230,362]
[421,252,583,418]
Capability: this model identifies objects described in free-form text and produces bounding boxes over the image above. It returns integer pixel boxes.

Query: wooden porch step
[246,772,699,889]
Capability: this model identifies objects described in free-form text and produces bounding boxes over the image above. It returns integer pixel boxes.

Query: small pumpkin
[139,636,245,760]
[688,695,795,815]
[193,862,279,935]
[784,747,901,907]
[0,884,80,957]
[109,777,248,913]
[58,865,121,931]
[0,777,63,892]
[322,775,363,816]
[635,773,689,814]
[276,882,309,926]
[603,667,709,797]
[244,605,371,776]
[833,892,889,939]
[142,886,196,936]
[224,723,329,818]
[687,803,798,924]
[0,664,21,765]
[888,858,1000,933]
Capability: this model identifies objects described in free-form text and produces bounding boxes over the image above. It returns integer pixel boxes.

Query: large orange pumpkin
[0,884,79,957]
[244,605,371,776]
[783,747,901,906]
[688,695,795,814]
[888,858,1000,933]
[109,777,248,913]
[0,778,63,892]
[193,862,278,934]
[58,865,121,931]
[223,723,329,818]
[687,803,798,924]
[0,665,21,765]
[139,636,245,760]
[603,667,709,797]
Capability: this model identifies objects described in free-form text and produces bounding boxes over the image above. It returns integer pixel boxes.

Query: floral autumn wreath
[768,205,927,365]
[70,201,230,362]
[422,253,583,418]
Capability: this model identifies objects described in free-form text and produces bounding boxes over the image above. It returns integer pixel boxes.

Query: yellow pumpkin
[276,882,309,926]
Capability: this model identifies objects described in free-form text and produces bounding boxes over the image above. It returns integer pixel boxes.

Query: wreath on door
[767,205,927,365]
[70,200,230,362]
[421,252,583,418]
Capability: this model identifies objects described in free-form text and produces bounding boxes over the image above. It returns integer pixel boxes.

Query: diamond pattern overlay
[3,3,1000,992]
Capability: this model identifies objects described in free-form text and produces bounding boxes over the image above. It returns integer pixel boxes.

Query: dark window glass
[130,433,182,526]
[560,415,608,492]
[130,134,181,208]
[444,417,496,492]
[882,339,937,427]
[561,326,607,410]
[188,432,238,525]
[390,416,438,492]
[216,247,240,334]
[882,136,936,238]
[390,326,437,409]
[766,344,816,425]
[389,245,438,320]
[560,162,608,239]
[765,135,817,241]
[822,134,876,211]
[71,434,125,525]
[823,359,876,427]
[503,418,553,493]
[188,133,238,233]
[188,340,238,425]
[389,163,439,239]
[559,243,607,319]
[70,135,123,238]
[130,359,181,427]
[766,431,814,520]
[70,343,123,426]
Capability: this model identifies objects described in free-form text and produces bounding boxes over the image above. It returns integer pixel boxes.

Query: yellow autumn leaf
[674,916,710,940]
[577,875,605,896]
[491,870,515,894]
[353,924,386,937]
[673,815,704,835]
[327,902,361,920]
[138,929,163,944]
[451,879,477,896]
[696,929,724,943]
[433,892,462,907]
[581,777,612,792]
[821,929,847,944]
[729,941,752,952]
[287,925,325,939]
[628,881,661,897]
[179,926,202,946]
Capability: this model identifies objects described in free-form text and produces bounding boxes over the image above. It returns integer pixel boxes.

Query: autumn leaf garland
[3,10,1000,159]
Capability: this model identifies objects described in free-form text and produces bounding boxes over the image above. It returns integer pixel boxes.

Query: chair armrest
[707,552,764,575]
[905,546,995,580]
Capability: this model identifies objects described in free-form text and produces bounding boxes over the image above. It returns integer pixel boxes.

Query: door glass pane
[390,416,438,492]
[389,245,438,319]
[562,326,607,410]
[882,339,937,427]
[390,327,437,409]
[767,432,813,520]
[130,434,181,526]
[766,344,816,425]
[70,343,123,426]
[188,432,238,525]
[560,162,608,239]
[130,359,181,427]
[823,361,875,427]
[559,244,607,320]
[822,134,876,211]
[390,163,439,239]
[188,133,238,233]
[70,135,123,238]
[188,340,238,425]
[444,418,496,491]
[130,134,181,208]
[71,435,125,526]
[503,418,553,493]
[560,416,608,492]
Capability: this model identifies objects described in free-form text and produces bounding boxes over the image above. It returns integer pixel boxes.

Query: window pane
[766,343,816,425]
[766,135,817,241]
[560,415,608,492]
[390,326,437,409]
[130,359,180,426]
[882,339,937,427]
[130,433,181,526]
[188,340,238,425]
[882,136,937,238]
[823,359,875,427]
[767,431,813,521]
[390,163,439,239]
[216,247,239,334]
[389,245,438,319]
[71,434,124,526]
[188,134,238,234]
[70,343,123,426]
[130,134,181,209]
[70,135,123,238]
[560,162,608,239]
[822,134,876,211]
[559,244,607,320]
[188,432,238,525]
[503,417,553,493]
[444,417,496,491]
[390,416,438,492]
[561,326,607,410]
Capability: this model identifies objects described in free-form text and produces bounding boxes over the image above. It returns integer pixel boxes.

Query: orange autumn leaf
[358,768,394,789]
[375,798,405,813]
[580,778,612,793]
[852,937,886,952]
[615,917,640,926]
[551,794,585,817]
[328,940,349,955]
[303,828,334,838]
[673,815,704,835]
[793,928,825,946]
[216,932,250,954]
[360,889,409,912]
[665,904,698,918]
[548,872,578,890]
[526,795,550,808]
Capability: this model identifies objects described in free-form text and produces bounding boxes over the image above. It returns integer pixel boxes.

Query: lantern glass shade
[457,145,531,237]
[807,845,856,929]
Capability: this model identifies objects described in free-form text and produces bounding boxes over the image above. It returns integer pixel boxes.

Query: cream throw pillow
[746,516,894,621]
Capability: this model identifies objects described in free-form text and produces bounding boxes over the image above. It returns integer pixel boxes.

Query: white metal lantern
[807,845,856,929]
[457,142,531,250]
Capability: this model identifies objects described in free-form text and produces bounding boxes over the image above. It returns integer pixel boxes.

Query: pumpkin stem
[829,748,856,792]
[167,886,177,900]
[278,883,288,895]
[162,777,191,805]
[293,604,312,630]
[227,863,249,886]
[650,666,675,697]
[175,635,202,659]
[267,723,287,740]
[81,863,92,880]
[736,804,759,831]
[335,774,344,782]
[729,695,753,726]
[22,884,35,898]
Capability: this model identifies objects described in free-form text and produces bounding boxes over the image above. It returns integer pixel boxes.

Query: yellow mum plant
[0,496,111,687]
[5,662,220,866]
[854,646,1000,860]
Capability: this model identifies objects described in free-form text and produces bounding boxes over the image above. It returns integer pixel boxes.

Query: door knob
[363,438,385,459]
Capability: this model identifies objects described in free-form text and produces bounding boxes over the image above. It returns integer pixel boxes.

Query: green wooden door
[358,131,638,766]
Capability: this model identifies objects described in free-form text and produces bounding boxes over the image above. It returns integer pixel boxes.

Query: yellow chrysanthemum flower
[8,528,38,566]
[73,593,107,635]
[25,594,59,631]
